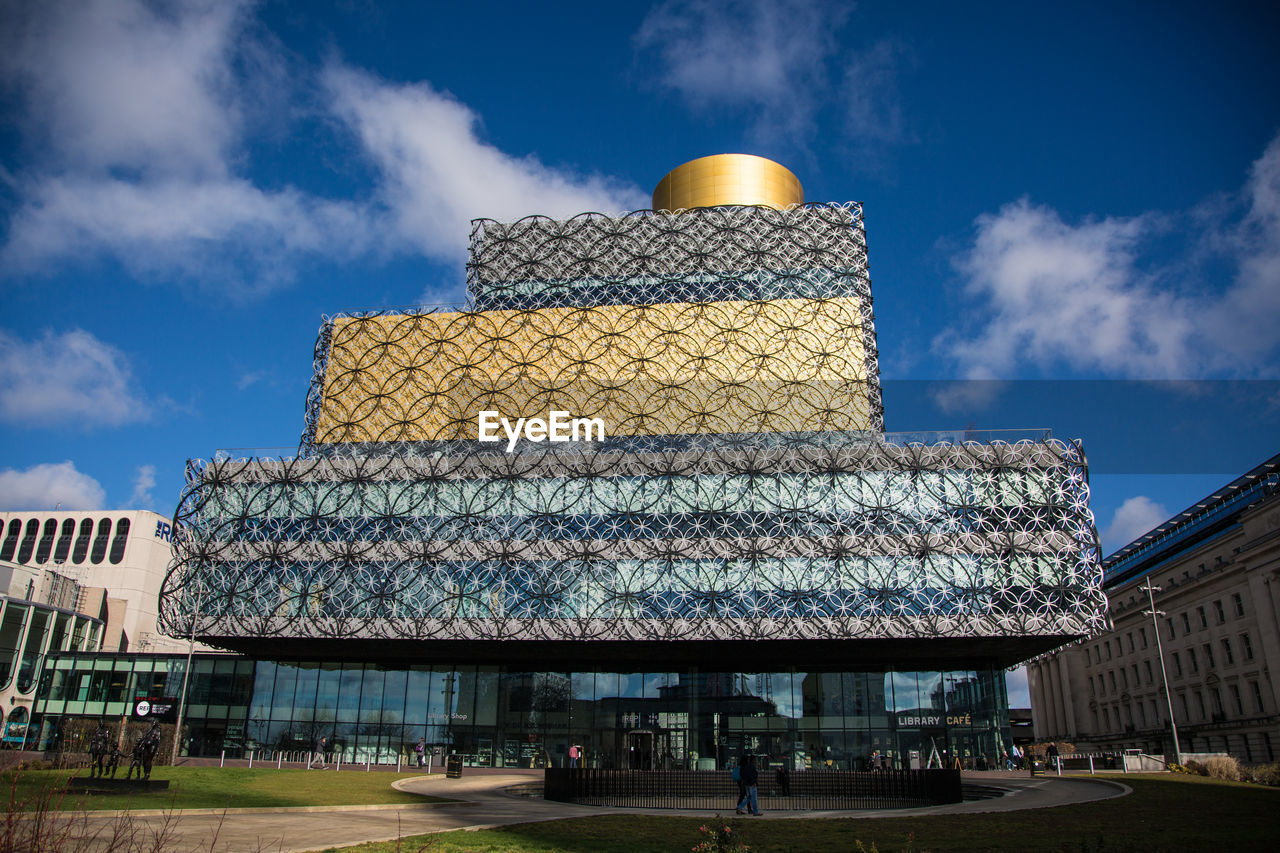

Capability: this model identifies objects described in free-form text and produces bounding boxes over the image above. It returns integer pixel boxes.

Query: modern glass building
[34,155,1107,770]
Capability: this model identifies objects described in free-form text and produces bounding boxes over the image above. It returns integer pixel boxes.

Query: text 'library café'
[31,156,1107,771]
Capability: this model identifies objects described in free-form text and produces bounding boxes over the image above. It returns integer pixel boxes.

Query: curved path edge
[60,772,1134,852]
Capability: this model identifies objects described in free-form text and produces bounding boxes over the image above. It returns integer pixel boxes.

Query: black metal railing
[544,768,962,810]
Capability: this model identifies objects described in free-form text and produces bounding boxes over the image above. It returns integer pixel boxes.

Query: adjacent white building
[0,509,191,735]
[1027,453,1280,763]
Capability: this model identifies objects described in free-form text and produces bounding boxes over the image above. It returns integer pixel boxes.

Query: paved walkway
[56,770,1129,853]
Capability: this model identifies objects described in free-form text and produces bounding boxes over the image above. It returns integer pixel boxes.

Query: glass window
[1230,684,1243,715]
[231,659,255,704]
[249,661,275,720]
[0,519,21,561]
[1232,593,1245,617]
[106,667,129,702]
[54,518,75,562]
[1140,627,1148,649]
[1172,652,1182,676]
[271,663,300,718]
[17,518,40,563]
[1213,600,1225,624]
[1181,612,1191,634]
[292,662,320,719]
[1197,607,1207,629]
[90,517,112,564]
[72,518,93,563]
[315,663,341,719]
[426,667,457,723]
[109,518,130,564]
[472,667,498,727]
[382,667,410,725]
[336,664,363,722]
[1252,681,1265,713]
[404,666,429,725]
[1166,618,1175,641]
[1241,633,1254,661]
[358,666,386,725]
[35,518,58,563]
[1204,644,1215,669]
[208,658,238,705]
[1127,632,1134,653]
[1189,648,1198,672]
[1222,638,1234,665]
[1144,660,1153,683]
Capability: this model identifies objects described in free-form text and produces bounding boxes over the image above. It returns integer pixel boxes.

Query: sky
[2,1,1278,703]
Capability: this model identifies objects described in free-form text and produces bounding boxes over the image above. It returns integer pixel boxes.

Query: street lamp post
[1143,577,1182,766]
[170,580,204,765]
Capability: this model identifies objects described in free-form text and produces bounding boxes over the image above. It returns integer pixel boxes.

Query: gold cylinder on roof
[652,154,803,212]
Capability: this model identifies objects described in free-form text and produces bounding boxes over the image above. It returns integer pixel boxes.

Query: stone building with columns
[1027,452,1280,763]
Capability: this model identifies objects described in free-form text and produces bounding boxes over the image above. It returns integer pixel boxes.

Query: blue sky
[2,2,1278,697]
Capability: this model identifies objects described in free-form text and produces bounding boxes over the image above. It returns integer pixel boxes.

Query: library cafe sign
[895,713,973,728]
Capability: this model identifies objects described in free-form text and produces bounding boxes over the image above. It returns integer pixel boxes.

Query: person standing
[568,744,579,768]
[735,754,762,816]
[313,735,327,769]
[415,737,426,768]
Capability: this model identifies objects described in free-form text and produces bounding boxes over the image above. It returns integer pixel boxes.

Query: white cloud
[0,461,106,511]
[634,0,902,148]
[1103,496,1170,554]
[0,1,645,289]
[1,0,245,178]
[128,464,157,509]
[4,176,373,292]
[939,132,1280,379]
[0,328,151,427]
[324,67,647,262]
[0,0,372,292]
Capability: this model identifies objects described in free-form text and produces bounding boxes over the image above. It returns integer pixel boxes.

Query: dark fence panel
[543,768,962,810]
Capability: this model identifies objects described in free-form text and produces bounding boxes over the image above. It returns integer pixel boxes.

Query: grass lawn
[317,774,1280,853]
[3,766,452,812]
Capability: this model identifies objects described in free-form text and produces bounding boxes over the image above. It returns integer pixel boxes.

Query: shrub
[1242,762,1280,786]
[693,817,753,853]
[1183,759,1207,776]
[1203,755,1240,781]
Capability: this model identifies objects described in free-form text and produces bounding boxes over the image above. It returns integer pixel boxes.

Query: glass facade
[34,653,1010,771]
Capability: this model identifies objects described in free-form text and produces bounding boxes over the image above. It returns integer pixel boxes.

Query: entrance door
[626,731,654,769]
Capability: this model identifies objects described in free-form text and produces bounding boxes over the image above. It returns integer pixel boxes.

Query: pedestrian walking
[415,737,426,768]
[735,754,762,816]
[312,735,327,769]
[775,762,791,796]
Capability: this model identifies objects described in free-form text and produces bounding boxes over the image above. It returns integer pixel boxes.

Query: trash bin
[446,754,463,778]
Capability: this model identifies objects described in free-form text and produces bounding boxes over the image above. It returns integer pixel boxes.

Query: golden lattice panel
[312,297,875,444]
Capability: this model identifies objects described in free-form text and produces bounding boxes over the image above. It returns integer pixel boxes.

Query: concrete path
[55,770,1129,853]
